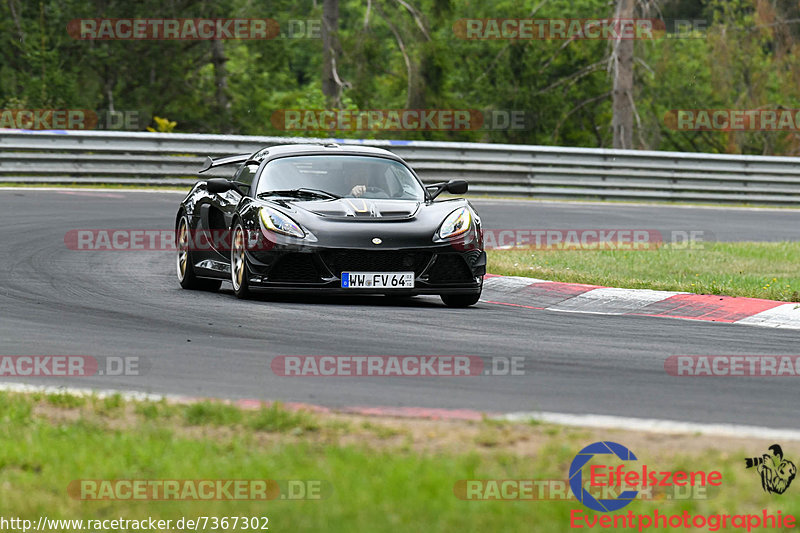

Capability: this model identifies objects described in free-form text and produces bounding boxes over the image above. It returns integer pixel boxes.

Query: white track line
[502,411,800,441]
[483,275,551,293]
[0,382,187,403]
[737,303,800,330]
[483,278,800,329]
[546,287,683,315]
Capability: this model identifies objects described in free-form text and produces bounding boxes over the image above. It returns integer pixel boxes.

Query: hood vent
[297,199,420,220]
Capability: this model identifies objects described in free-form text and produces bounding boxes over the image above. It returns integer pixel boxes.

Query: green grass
[246,402,319,432]
[184,401,244,426]
[40,392,87,408]
[1,391,797,532]
[488,241,800,301]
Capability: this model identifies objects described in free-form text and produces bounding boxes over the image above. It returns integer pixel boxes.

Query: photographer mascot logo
[745,444,796,495]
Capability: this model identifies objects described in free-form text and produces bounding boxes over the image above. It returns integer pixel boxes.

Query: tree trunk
[210,39,232,133]
[322,0,342,108]
[611,0,634,149]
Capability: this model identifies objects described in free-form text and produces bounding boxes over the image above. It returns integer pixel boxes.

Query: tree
[611,0,635,149]
[322,0,343,107]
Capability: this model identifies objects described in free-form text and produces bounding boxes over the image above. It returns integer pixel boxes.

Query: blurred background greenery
[3,0,800,154]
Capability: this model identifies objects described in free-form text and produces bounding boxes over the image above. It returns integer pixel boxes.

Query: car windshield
[256,155,425,201]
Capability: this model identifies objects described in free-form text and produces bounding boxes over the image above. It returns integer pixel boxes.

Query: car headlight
[259,207,305,238]
[438,207,472,239]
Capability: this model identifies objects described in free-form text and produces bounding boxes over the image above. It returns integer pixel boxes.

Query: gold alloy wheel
[176,218,189,281]
[231,226,245,291]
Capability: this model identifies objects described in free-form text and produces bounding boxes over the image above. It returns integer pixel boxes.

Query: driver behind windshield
[343,161,387,198]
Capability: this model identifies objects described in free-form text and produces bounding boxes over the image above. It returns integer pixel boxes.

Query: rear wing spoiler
[199,153,251,173]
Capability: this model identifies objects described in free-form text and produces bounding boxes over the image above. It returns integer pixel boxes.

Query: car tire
[231,223,252,299]
[176,215,221,291]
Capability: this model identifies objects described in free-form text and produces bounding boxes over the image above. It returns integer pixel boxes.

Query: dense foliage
[2,0,800,154]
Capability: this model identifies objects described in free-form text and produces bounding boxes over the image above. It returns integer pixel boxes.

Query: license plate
[341,272,415,289]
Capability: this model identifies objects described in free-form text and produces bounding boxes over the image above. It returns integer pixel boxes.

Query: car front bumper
[244,246,486,294]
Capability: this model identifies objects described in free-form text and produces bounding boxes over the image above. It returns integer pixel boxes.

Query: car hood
[249,197,479,249]
[289,198,421,220]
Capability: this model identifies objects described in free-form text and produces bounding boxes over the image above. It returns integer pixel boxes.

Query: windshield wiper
[258,188,341,200]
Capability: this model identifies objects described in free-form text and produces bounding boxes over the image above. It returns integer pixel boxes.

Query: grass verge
[488,241,800,302]
[0,391,797,532]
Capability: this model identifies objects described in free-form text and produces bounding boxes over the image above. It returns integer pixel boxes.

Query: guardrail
[3,129,800,205]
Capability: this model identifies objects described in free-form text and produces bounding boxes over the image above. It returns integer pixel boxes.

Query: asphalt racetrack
[0,189,797,429]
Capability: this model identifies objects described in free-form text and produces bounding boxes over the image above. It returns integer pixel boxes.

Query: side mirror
[427,179,469,200]
[206,178,233,194]
[445,179,468,195]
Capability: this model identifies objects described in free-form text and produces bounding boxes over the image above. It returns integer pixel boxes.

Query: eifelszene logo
[569,441,722,513]
[745,444,796,495]
[569,441,639,512]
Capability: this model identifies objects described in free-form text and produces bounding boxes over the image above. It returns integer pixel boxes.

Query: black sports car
[175,143,486,307]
